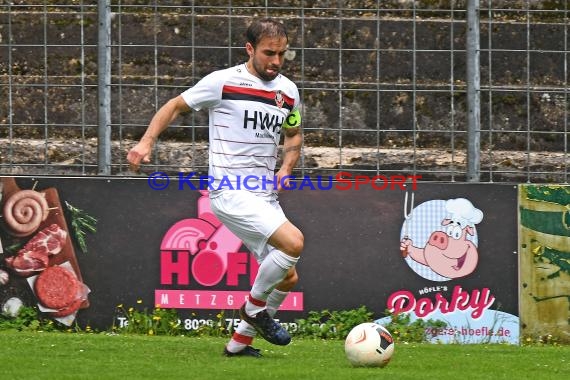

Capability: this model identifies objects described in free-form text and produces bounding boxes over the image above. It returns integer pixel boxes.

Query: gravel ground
[1,138,568,183]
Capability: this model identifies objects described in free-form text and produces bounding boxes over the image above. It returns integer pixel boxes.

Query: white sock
[245,249,298,316]
[266,289,289,317]
[227,288,290,352]
[226,328,253,353]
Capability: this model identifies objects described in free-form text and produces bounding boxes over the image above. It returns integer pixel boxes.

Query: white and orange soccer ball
[344,322,395,367]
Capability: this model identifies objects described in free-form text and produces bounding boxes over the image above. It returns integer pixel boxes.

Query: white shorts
[209,190,287,262]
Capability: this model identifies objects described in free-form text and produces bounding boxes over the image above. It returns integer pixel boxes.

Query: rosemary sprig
[3,241,24,255]
[65,201,97,254]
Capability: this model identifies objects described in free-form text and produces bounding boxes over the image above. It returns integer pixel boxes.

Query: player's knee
[288,231,304,257]
[271,223,304,257]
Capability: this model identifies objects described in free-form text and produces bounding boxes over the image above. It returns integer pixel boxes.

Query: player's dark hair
[246,18,288,48]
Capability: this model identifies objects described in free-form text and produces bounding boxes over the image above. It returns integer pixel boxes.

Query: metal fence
[0,1,568,183]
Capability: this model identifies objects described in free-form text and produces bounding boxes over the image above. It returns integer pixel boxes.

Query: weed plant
[0,302,566,346]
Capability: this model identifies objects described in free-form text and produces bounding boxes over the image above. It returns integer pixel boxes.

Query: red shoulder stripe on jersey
[222,85,295,109]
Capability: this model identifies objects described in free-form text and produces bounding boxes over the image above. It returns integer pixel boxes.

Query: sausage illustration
[3,190,49,237]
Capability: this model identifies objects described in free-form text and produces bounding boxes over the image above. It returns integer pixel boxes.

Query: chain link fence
[0,1,568,182]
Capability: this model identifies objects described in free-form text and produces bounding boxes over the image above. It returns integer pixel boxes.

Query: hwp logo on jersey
[243,110,284,133]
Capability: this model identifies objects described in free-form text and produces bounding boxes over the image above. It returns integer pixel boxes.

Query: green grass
[0,331,568,380]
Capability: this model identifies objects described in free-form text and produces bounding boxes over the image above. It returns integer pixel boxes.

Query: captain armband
[283,108,301,129]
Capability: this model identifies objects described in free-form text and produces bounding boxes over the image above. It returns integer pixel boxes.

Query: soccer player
[127,18,304,358]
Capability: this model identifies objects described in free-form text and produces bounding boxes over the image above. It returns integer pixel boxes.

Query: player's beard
[251,59,280,81]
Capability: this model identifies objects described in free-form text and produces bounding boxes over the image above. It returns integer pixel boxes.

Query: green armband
[283,109,301,129]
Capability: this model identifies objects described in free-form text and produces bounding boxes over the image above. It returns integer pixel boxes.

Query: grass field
[0,331,568,380]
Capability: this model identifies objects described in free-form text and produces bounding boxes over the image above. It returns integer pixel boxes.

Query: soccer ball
[344,322,395,367]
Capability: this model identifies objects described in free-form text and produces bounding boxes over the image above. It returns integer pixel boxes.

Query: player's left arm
[276,109,302,191]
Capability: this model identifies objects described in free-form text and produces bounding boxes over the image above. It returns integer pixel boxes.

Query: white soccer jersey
[181,63,301,198]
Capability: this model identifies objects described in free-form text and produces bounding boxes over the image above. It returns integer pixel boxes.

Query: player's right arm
[127,95,190,171]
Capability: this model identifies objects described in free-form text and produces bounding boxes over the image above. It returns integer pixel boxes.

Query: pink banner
[155,290,304,310]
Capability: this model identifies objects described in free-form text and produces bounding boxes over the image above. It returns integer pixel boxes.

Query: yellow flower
[148,329,154,335]
[137,300,143,304]
[153,316,161,321]
[117,304,123,308]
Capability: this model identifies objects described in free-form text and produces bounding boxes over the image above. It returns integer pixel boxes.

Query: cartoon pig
[400,198,483,279]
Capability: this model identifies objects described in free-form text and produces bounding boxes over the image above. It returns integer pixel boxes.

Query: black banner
[0,177,518,343]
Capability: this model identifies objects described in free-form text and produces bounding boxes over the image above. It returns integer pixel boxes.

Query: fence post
[466,0,481,181]
[97,0,111,175]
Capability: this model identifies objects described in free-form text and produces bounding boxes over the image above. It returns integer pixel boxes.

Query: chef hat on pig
[445,198,483,227]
